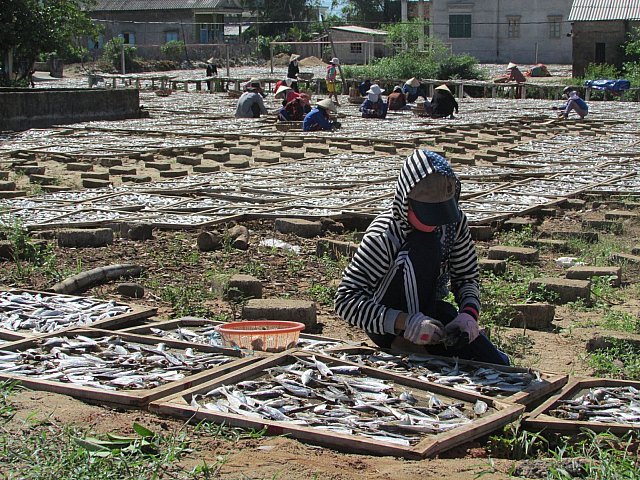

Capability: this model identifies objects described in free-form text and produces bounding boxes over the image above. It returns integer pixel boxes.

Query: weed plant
[495,226,536,248]
[587,339,640,380]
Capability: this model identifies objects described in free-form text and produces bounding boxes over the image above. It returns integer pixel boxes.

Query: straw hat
[366,84,384,95]
[507,62,517,69]
[435,84,451,93]
[275,85,292,97]
[330,57,340,65]
[249,78,261,86]
[393,85,402,92]
[206,57,215,64]
[317,98,338,113]
[405,77,420,87]
[290,54,301,62]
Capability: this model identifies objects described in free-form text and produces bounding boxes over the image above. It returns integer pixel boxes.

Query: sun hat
[249,77,261,87]
[290,54,301,62]
[435,84,451,93]
[330,57,340,65]
[366,84,384,95]
[275,85,292,97]
[407,173,461,226]
[507,62,517,69]
[317,98,338,113]
[405,77,420,87]
[206,57,215,64]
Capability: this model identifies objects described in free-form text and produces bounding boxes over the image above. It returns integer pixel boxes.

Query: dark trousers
[367,231,509,365]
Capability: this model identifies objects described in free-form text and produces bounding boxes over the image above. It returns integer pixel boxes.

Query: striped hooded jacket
[334,150,480,335]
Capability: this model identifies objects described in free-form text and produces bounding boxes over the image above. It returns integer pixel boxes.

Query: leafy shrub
[101,37,139,72]
[160,40,185,62]
[582,62,621,80]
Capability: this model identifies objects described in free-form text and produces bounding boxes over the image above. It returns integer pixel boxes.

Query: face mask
[407,208,437,232]
[367,93,379,102]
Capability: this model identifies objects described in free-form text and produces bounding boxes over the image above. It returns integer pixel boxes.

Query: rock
[116,282,145,298]
[82,178,112,188]
[67,163,93,172]
[561,198,587,210]
[275,218,322,238]
[488,246,539,264]
[58,228,114,248]
[528,277,591,304]
[0,181,16,191]
[29,174,57,185]
[81,172,110,180]
[225,274,263,300]
[0,240,14,260]
[320,217,344,234]
[604,210,638,221]
[14,165,45,175]
[122,174,152,183]
[197,231,222,251]
[127,223,154,241]
[581,219,623,235]
[609,252,640,264]
[501,217,538,231]
[99,157,123,167]
[109,166,137,175]
[242,298,317,328]
[0,171,8,180]
[469,225,493,241]
[523,238,569,252]
[228,225,249,250]
[550,230,599,243]
[506,303,555,330]
[316,239,358,261]
[566,266,622,287]
[479,258,506,274]
[176,155,201,166]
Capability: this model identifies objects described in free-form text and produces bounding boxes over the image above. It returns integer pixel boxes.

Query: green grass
[565,237,624,267]
[495,225,536,248]
[160,284,216,319]
[587,339,640,380]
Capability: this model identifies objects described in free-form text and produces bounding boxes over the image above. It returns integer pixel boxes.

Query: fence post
[270,43,274,74]
[226,44,230,77]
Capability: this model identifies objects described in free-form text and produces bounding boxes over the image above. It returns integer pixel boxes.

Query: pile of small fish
[0,334,237,390]
[0,292,132,334]
[146,325,346,353]
[549,386,640,425]
[335,351,542,398]
[191,355,490,446]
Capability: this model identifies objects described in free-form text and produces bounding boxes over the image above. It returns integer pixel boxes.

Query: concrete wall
[0,88,141,132]
[572,20,639,77]
[431,0,572,64]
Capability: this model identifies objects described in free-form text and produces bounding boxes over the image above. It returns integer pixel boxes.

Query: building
[90,0,244,50]
[328,26,391,64]
[569,0,640,76]
[430,0,573,64]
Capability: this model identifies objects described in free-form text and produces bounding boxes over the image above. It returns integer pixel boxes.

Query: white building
[430,0,573,64]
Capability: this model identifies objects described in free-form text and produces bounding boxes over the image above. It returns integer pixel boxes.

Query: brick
[275,218,322,238]
[82,178,112,188]
[41,185,70,193]
[225,274,263,300]
[81,172,110,180]
[203,150,230,162]
[566,266,622,287]
[145,161,172,171]
[125,223,154,241]
[488,246,539,263]
[226,158,250,169]
[197,231,222,251]
[260,143,283,153]
[242,298,317,328]
[528,277,591,304]
[58,228,113,248]
[609,252,640,264]
[469,225,493,241]
[29,174,57,185]
[442,144,466,154]
[176,155,201,166]
[228,146,252,156]
[254,155,279,164]
[331,142,352,150]
[159,169,188,178]
[316,239,359,261]
[587,335,640,352]
[632,246,640,255]
[0,181,16,191]
[373,144,397,154]
[561,198,587,210]
[479,258,506,274]
[122,175,152,183]
[109,166,137,175]
[280,150,305,159]
[192,164,221,173]
[581,219,623,235]
[281,139,304,148]
[99,157,123,167]
[551,231,599,243]
[449,156,475,166]
[116,283,145,299]
[604,210,638,221]
[506,303,555,330]
[0,171,8,180]
[474,153,497,162]
[306,145,331,155]
[67,163,93,172]
[139,153,155,162]
[15,165,45,175]
[523,239,569,252]
[501,217,538,231]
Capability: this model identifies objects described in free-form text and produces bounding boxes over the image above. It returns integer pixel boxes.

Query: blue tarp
[584,79,631,92]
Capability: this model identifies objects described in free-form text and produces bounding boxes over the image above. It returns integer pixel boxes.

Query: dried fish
[549,386,640,425]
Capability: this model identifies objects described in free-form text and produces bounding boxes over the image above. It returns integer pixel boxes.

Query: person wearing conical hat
[205,58,217,90]
[303,98,339,131]
[430,84,458,119]
[494,62,526,84]
[326,57,340,105]
[360,84,388,119]
[403,77,425,103]
[288,54,301,79]
[235,83,268,118]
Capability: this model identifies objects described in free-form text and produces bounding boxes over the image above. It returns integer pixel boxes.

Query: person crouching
[303,99,339,131]
[360,84,388,119]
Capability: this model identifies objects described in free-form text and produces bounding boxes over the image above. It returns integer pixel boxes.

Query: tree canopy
[1,0,99,82]
[336,0,401,26]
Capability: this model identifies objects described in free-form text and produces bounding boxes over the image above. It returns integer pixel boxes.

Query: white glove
[445,312,480,343]
[403,313,444,345]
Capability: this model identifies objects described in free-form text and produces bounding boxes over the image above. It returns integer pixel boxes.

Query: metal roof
[92,0,242,11]
[330,25,388,36]
[569,0,640,21]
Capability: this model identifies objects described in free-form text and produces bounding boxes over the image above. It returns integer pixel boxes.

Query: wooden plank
[325,346,567,407]
[1,288,156,338]
[0,328,252,408]
[523,378,640,435]
[150,351,523,459]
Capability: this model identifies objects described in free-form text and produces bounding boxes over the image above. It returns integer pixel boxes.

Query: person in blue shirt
[303,99,339,131]
[553,87,589,119]
[360,84,388,119]
[403,77,423,102]
[358,79,372,97]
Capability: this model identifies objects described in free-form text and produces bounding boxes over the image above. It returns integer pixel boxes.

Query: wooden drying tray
[150,351,523,459]
[0,288,156,339]
[119,316,363,353]
[523,378,640,435]
[323,346,567,408]
[0,327,254,408]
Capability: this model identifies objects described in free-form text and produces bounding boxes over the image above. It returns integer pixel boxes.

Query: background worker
[326,58,340,105]
[553,86,589,119]
[430,84,458,119]
[288,54,301,79]
[387,85,408,111]
[303,99,339,131]
[360,84,388,119]
[335,149,509,365]
[235,80,268,118]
